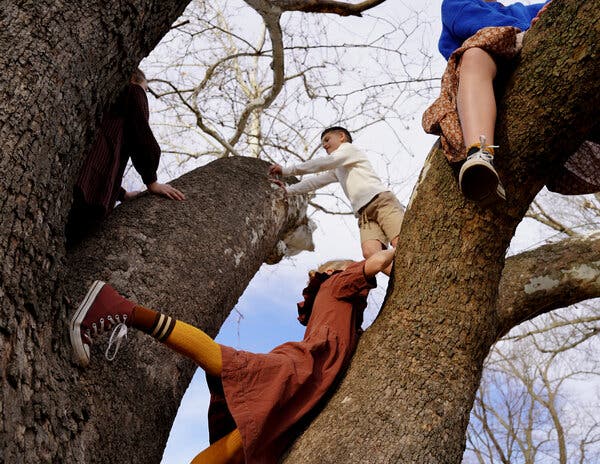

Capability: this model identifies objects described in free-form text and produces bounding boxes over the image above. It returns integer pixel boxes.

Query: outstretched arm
[286,171,338,196]
[279,144,358,177]
[364,248,395,278]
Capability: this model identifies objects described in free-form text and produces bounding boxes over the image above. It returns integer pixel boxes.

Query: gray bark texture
[284,1,600,462]
[0,1,191,462]
[0,2,192,462]
[498,232,600,337]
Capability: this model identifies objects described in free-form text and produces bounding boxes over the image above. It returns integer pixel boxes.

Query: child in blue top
[424,0,550,204]
[439,0,548,60]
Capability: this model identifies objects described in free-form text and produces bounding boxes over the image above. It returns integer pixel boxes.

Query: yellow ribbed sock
[164,320,222,377]
[190,428,244,464]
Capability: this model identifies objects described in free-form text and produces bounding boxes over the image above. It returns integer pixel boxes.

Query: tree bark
[64,156,310,463]
[284,1,600,462]
[1,2,193,462]
[2,154,311,462]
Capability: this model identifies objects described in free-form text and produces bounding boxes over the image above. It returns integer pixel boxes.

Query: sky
[115,1,599,462]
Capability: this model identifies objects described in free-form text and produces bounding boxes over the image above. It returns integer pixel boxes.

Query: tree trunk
[65,156,311,463]
[2,153,311,462]
[284,1,599,462]
[1,2,194,461]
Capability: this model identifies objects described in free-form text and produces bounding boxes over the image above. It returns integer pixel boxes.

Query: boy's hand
[269,164,283,176]
[270,178,286,189]
[147,182,186,201]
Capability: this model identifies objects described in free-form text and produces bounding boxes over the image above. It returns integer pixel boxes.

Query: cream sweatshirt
[282,142,388,215]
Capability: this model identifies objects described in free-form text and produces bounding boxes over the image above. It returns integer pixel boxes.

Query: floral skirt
[422,26,599,195]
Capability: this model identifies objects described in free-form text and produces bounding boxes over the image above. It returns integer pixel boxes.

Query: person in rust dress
[70,248,395,463]
[66,68,184,246]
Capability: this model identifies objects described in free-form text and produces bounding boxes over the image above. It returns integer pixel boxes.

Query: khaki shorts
[358,191,405,246]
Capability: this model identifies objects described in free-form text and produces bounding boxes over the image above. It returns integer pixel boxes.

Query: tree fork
[285,1,599,462]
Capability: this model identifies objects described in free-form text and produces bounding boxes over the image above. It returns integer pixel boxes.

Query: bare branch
[526,200,577,236]
[262,0,387,17]
[151,78,242,156]
[308,200,354,216]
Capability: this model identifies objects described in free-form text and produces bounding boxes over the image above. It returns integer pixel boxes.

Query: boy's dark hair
[321,126,353,143]
[130,68,146,84]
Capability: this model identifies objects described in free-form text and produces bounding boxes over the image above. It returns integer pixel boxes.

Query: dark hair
[320,126,353,143]
[130,68,146,84]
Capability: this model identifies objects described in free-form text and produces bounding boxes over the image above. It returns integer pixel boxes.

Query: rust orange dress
[207,261,376,463]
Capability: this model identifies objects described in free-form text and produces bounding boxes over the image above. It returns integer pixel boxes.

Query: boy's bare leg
[361,239,385,259]
[457,47,497,148]
[362,239,390,275]
[191,429,244,464]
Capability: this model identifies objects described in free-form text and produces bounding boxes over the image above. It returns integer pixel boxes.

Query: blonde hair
[308,259,355,279]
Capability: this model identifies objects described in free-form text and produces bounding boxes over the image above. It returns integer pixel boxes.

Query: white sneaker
[459,137,505,205]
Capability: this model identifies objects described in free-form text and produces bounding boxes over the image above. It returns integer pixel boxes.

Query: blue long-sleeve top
[439,0,549,60]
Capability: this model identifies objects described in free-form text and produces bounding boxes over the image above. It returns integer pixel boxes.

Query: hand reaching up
[269,164,283,176]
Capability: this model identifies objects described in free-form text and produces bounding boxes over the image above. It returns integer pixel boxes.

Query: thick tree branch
[497,232,600,337]
[285,1,600,461]
[64,157,312,463]
[268,0,387,17]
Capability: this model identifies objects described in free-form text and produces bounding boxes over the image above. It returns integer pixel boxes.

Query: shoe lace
[479,135,498,156]
[105,322,129,361]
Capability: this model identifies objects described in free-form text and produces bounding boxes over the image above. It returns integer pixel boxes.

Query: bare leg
[456,47,506,203]
[191,429,244,464]
[457,47,497,148]
[362,239,389,275]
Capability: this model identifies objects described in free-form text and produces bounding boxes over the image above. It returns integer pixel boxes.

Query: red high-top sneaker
[70,281,135,366]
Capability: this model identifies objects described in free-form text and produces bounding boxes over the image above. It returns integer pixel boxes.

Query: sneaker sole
[459,161,499,202]
[478,182,507,207]
[70,280,106,367]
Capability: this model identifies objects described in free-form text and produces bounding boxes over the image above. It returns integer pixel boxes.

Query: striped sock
[131,306,176,342]
[131,305,222,376]
[164,320,222,376]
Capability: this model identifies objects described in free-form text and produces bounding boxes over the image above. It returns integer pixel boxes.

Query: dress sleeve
[329,261,377,300]
[124,84,161,185]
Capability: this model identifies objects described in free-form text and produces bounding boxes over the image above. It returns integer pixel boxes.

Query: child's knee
[461,47,495,71]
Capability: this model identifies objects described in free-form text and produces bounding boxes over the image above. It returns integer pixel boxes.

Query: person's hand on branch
[147,181,186,201]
